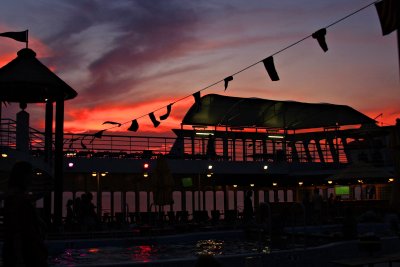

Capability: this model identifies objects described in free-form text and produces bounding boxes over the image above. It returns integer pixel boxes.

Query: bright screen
[182,177,193,187]
[335,185,350,195]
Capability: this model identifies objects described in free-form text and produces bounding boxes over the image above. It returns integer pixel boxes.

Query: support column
[192,190,196,213]
[213,187,217,211]
[147,191,151,212]
[97,174,102,221]
[234,189,238,210]
[202,190,206,211]
[223,186,229,212]
[135,189,140,212]
[315,139,326,163]
[43,101,53,226]
[122,191,126,222]
[181,190,186,211]
[111,191,115,218]
[242,139,246,162]
[54,99,64,228]
[327,138,339,163]
[303,140,313,162]
[223,135,228,160]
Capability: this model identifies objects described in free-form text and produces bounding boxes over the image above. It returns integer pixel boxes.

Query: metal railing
[0,118,391,165]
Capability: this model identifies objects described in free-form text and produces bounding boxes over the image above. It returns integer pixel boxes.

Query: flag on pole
[0,30,28,43]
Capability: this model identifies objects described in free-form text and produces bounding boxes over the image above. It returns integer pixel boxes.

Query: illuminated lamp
[143,162,150,178]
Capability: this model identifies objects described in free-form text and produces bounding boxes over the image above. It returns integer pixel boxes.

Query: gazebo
[0,48,77,227]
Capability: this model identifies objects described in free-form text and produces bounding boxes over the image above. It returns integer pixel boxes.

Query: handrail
[0,118,394,165]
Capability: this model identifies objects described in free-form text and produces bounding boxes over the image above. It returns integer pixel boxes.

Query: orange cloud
[64,97,194,135]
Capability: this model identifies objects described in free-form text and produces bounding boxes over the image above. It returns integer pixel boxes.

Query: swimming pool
[48,230,267,266]
[42,222,400,266]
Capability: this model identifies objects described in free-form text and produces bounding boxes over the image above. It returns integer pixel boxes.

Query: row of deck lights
[67,160,397,184]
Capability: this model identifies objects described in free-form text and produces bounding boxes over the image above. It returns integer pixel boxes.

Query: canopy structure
[0,48,77,103]
[0,48,78,228]
[182,94,375,130]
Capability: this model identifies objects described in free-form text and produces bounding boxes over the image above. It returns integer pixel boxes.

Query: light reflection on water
[49,239,264,266]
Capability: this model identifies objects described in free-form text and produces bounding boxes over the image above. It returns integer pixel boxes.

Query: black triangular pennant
[375,0,400,36]
[149,112,160,127]
[312,28,328,52]
[93,130,105,139]
[102,121,122,127]
[224,76,233,91]
[160,104,172,120]
[262,56,280,81]
[128,120,139,132]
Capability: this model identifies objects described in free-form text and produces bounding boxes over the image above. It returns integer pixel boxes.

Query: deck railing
[1,118,391,165]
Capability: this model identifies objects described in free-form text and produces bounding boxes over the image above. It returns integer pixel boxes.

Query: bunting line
[80,0,384,137]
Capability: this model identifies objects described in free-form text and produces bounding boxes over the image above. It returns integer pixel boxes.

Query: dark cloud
[40,1,203,107]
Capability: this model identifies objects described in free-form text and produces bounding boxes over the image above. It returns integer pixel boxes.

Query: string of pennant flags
[1,0,398,148]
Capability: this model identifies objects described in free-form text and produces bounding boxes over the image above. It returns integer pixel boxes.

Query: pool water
[49,237,265,266]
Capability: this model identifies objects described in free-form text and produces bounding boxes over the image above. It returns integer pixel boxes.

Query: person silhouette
[2,161,48,267]
[243,190,254,224]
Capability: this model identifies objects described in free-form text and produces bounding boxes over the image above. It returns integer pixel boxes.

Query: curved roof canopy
[0,48,77,103]
[182,94,375,130]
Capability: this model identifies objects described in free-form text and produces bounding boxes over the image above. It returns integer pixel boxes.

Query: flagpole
[26,30,28,49]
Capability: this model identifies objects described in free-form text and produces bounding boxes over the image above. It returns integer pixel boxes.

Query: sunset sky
[0,0,398,136]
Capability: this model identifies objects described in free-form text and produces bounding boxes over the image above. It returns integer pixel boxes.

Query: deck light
[389,178,395,183]
[233,185,237,188]
[101,172,107,177]
[196,132,214,136]
[272,182,277,186]
[143,163,150,178]
[1,153,8,158]
[91,172,97,177]
[68,162,74,168]
[208,164,213,170]
[357,179,363,184]
[263,165,268,170]
[328,180,333,185]
[298,181,303,186]
[268,135,284,139]
[207,173,212,178]
[250,184,255,187]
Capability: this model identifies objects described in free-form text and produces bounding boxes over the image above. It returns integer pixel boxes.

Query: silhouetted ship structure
[1,93,398,223]
[0,48,398,228]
